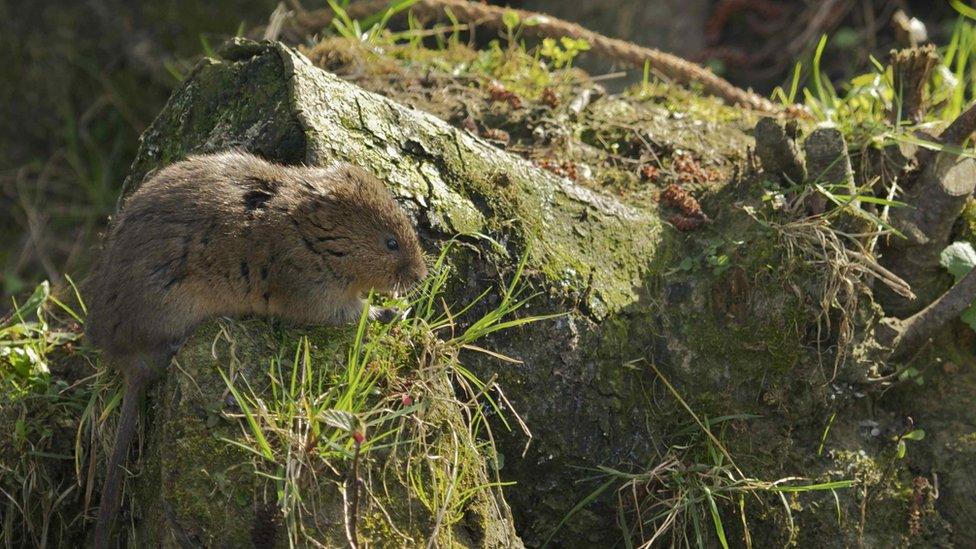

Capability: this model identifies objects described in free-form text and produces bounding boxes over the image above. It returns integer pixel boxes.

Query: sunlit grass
[0,279,91,547]
[217,242,555,545]
[773,18,976,151]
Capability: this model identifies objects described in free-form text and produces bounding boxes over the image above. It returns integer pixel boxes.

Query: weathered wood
[881,153,976,316]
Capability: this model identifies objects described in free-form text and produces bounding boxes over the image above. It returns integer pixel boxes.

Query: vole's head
[297,164,428,296]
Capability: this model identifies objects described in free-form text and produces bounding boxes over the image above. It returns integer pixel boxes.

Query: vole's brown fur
[87,151,427,547]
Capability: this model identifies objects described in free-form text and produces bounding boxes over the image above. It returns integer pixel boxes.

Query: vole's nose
[399,261,428,288]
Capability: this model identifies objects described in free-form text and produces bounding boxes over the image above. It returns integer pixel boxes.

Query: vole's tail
[92,367,150,548]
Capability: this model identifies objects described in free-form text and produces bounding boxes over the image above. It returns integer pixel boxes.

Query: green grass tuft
[217,242,552,545]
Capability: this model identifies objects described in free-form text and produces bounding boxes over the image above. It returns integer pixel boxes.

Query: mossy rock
[73,37,969,547]
[129,320,519,547]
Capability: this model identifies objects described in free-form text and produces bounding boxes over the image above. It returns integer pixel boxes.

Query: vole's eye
[386,238,399,251]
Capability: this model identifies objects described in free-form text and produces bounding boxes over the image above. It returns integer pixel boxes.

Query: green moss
[952,431,976,450]
[960,198,976,245]
[594,167,641,194]
[123,45,307,199]
[159,417,253,546]
[125,313,521,547]
[626,81,756,126]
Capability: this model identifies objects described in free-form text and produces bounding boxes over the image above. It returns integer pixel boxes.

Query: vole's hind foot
[370,306,402,324]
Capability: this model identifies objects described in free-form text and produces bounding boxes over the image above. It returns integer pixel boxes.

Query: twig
[937,100,976,150]
[867,339,929,383]
[344,438,362,549]
[492,382,532,458]
[887,266,976,359]
[866,174,901,256]
[426,430,460,549]
[846,250,915,300]
[857,483,868,546]
[915,100,976,170]
[264,2,292,41]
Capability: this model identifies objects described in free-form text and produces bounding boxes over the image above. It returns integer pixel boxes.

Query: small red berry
[402,393,413,406]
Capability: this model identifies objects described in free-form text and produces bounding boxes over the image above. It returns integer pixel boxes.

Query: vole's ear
[328,162,367,193]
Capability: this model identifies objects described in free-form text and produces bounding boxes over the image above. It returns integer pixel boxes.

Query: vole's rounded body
[88,151,427,358]
[88,151,426,547]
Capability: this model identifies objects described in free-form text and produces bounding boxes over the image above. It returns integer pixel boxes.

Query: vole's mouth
[375,270,426,300]
[370,288,400,300]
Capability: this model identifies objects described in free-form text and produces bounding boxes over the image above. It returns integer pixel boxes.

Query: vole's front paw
[370,306,401,324]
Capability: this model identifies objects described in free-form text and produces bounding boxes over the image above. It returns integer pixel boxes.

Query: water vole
[88,150,427,546]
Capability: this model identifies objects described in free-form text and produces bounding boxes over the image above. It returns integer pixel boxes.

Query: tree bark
[889,46,937,124]
[879,151,976,316]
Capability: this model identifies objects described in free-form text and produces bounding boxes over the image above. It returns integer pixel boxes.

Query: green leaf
[319,409,357,433]
[950,0,976,20]
[896,439,907,459]
[940,241,976,282]
[960,305,976,330]
[833,27,859,49]
[360,0,418,30]
[902,429,926,441]
[3,281,50,328]
[502,9,520,31]
[767,480,854,492]
[704,486,730,549]
[217,368,274,461]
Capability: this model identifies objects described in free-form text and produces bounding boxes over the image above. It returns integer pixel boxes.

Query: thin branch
[890,266,976,358]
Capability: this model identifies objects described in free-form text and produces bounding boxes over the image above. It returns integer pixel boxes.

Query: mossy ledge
[84,38,959,546]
